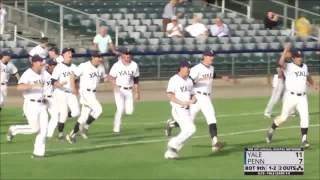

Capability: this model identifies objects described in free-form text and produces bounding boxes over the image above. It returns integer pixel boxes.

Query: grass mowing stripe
[1,110,319,126]
[1,124,319,156]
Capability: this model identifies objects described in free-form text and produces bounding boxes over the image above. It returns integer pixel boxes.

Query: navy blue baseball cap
[121,48,131,54]
[1,50,12,57]
[91,50,102,57]
[290,48,303,58]
[32,55,44,63]
[203,49,215,56]
[62,48,75,54]
[48,47,59,53]
[178,60,191,68]
[46,58,57,66]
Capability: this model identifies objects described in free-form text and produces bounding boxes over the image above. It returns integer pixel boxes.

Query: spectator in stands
[162,0,182,32]
[93,26,119,73]
[0,3,7,35]
[296,14,311,36]
[264,11,278,30]
[210,17,229,37]
[166,16,184,38]
[29,37,49,62]
[185,15,208,38]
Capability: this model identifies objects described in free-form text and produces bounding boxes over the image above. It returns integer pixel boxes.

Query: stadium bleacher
[1,0,319,76]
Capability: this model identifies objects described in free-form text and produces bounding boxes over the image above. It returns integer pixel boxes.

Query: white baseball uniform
[189,63,216,125]
[10,68,50,156]
[44,70,59,138]
[73,62,105,125]
[29,45,48,59]
[280,62,309,127]
[166,74,196,152]
[265,61,296,116]
[109,60,139,133]
[55,55,64,64]
[0,61,18,107]
[52,62,80,123]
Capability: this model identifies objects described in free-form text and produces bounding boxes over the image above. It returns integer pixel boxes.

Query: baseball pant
[168,107,196,151]
[280,91,309,128]
[0,84,7,107]
[190,93,216,125]
[46,96,60,138]
[55,89,80,123]
[77,90,103,125]
[265,75,285,115]
[113,87,134,132]
[0,24,4,35]
[11,100,49,156]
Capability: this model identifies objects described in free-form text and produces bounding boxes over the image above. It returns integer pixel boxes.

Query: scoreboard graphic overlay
[244,148,304,175]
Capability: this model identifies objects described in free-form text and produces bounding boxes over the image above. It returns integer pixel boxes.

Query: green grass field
[1,95,319,179]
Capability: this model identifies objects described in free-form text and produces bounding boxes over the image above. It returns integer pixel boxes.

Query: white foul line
[1,124,319,156]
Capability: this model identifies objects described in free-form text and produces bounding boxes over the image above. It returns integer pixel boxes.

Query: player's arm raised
[279,43,291,69]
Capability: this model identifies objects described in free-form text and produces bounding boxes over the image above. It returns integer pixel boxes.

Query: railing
[45,1,119,46]
[8,48,320,83]
[229,0,251,18]
[2,3,63,50]
[207,0,249,18]
[270,0,320,20]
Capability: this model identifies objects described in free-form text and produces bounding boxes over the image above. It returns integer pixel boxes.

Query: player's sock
[70,122,80,138]
[58,122,65,136]
[86,115,96,126]
[68,111,72,118]
[173,121,180,127]
[271,122,278,130]
[301,128,308,141]
[209,123,218,144]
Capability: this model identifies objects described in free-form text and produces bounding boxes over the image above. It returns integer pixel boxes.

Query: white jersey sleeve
[189,66,199,80]
[73,63,85,77]
[51,65,61,80]
[109,63,118,77]
[134,64,140,77]
[8,62,18,74]
[18,71,30,84]
[167,77,176,93]
[29,46,37,57]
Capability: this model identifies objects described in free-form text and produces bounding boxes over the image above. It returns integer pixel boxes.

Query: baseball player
[29,37,49,62]
[164,60,197,159]
[51,48,80,141]
[109,48,140,133]
[66,50,108,143]
[0,50,20,112]
[45,59,60,138]
[266,44,318,148]
[264,58,296,118]
[48,47,64,63]
[165,50,227,152]
[6,55,50,158]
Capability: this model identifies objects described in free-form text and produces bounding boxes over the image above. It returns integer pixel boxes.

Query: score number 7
[296,152,303,164]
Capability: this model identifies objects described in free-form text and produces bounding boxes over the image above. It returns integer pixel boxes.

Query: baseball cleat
[165,119,173,136]
[31,154,45,158]
[301,140,310,149]
[80,125,88,140]
[66,135,76,144]
[212,141,226,152]
[57,135,65,142]
[164,147,178,159]
[264,113,271,118]
[6,126,13,142]
[266,127,273,143]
